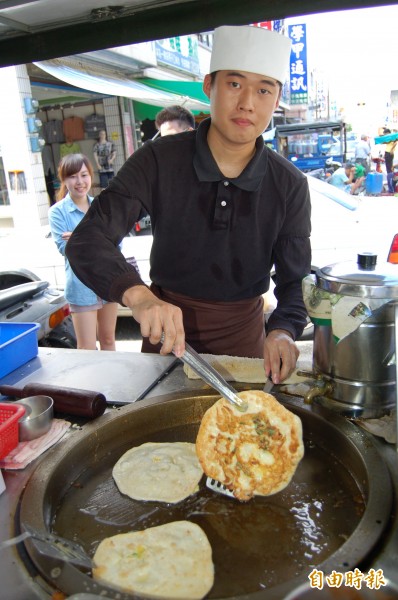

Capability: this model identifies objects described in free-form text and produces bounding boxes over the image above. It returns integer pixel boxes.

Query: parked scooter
[371,156,385,173]
[0,269,77,348]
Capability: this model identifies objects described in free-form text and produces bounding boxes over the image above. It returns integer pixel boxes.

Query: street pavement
[115,317,142,352]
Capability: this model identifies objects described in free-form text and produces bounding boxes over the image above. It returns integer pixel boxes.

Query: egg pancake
[93,521,214,599]
[196,390,304,501]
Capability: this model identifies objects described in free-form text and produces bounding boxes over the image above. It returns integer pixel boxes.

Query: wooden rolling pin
[0,382,107,419]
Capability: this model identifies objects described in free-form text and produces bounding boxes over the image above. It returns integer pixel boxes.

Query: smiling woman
[48,153,119,351]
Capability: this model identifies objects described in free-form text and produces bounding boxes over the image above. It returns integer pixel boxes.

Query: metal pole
[128,99,140,152]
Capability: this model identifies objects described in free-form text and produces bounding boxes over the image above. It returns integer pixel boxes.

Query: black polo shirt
[66,118,311,339]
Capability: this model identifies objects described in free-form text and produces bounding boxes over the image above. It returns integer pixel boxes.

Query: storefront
[0,42,211,228]
[32,55,209,190]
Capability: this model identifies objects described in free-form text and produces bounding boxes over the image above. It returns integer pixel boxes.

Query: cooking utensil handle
[0,383,106,419]
[178,342,248,412]
[0,385,24,398]
[22,524,92,570]
[23,383,107,419]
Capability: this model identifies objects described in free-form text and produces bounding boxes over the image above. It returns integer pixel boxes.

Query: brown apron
[141,285,265,358]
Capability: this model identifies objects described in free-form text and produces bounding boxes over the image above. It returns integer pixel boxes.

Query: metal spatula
[206,477,235,498]
[22,524,92,570]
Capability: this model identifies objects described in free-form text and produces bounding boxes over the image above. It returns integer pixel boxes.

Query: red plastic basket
[0,403,26,460]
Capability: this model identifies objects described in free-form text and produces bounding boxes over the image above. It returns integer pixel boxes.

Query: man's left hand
[263,329,299,384]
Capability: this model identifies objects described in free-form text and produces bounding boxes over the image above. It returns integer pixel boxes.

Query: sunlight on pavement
[115,339,143,352]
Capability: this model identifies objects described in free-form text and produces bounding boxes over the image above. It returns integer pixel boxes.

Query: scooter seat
[0,281,49,311]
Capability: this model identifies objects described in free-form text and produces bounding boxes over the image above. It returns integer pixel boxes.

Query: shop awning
[138,78,290,116]
[375,132,398,145]
[139,78,209,106]
[33,59,210,112]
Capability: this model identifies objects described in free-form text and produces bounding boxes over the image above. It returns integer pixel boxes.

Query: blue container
[365,172,383,195]
[0,322,40,379]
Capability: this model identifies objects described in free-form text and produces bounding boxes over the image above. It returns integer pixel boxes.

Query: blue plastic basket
[0,322,40,379]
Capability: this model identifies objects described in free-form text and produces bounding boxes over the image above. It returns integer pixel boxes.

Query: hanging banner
[288,23,308,105]
[273,20,284,33]
[155,35,200,75]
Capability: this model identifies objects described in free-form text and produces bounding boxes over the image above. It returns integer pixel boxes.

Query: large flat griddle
[19,391,393,600]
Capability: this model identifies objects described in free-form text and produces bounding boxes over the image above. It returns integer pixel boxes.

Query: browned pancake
[196,390,304,501]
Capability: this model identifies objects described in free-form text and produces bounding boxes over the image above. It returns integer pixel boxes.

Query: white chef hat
[210,25,292,84]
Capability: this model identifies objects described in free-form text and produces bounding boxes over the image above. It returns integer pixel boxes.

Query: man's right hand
[122,285,185,356]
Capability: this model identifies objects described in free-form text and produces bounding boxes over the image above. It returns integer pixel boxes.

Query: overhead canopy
[375,132,398,145]
[139,79,209,106]
[137,79,291,119]
[34,59,210,113]
[275,121,345,136]
[132,101,209,122]
[0,0,392,68]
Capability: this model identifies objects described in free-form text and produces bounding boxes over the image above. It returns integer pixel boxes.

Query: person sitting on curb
[328,162,365,194]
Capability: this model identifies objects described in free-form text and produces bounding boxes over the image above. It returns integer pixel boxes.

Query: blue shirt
[48,193,100,306]
[328,167,350,192]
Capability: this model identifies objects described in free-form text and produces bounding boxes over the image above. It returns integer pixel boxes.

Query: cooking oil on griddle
[52,425,364,598]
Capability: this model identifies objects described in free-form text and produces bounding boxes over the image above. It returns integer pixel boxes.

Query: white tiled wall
[0,64,49,228]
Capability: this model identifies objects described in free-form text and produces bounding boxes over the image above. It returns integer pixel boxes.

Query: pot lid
[315,253,398,299]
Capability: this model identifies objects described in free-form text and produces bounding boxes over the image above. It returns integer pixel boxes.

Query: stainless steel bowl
[16,396,54,441]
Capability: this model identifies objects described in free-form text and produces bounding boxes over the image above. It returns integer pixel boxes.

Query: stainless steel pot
[312,253,398,417]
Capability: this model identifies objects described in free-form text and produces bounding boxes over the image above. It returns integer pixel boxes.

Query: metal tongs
[168,338,247,412]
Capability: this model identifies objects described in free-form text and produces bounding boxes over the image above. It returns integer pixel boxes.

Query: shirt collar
[64,193,93,212]
[193,118,269,192]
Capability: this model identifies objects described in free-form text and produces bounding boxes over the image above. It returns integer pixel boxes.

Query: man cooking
[66,25,311,384]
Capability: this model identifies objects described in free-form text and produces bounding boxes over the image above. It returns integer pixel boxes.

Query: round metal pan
[19,391,393,600]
